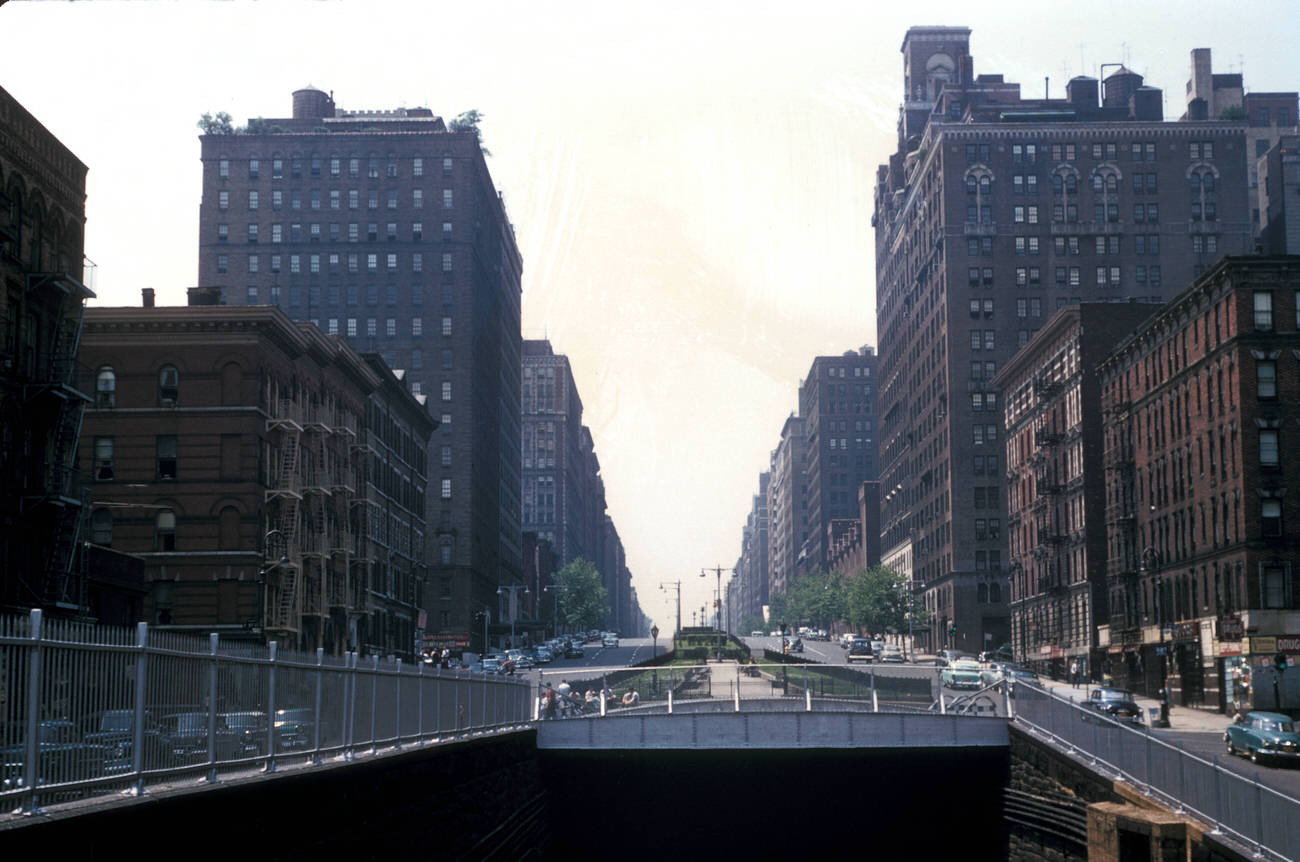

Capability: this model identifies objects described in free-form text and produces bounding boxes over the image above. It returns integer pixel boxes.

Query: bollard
[312,647,324,764]
[370,654,380,753]
[872,689,879,713]
[129,621,149,798]
[668,689,674,714]
[394,658,403,749]
[805,687,812,712]
[265,640,279,773]
[19,609,44,815]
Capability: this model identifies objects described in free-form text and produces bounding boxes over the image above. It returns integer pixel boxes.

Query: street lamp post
[702,566,732,660]
[1140,546,1169,727]
[659,581,682,636]
[497,584,529,649]
[542,584,566,638]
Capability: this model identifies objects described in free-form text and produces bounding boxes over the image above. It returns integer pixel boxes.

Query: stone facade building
[1099,256,1300,712]
[996,303,1156,680]
[767,414,806,599]
[0,84,97,620]
[874,26,1253,655]
[196,88,523,652]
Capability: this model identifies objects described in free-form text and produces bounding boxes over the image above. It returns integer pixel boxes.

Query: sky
[2,0,1297,631]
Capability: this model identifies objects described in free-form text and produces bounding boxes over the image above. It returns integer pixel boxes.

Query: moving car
[751,630,765,637]
[1084,688,1143,724]
[879,645,904,663]
[602,634,619,648]
[999,666,1041,696]
[846,638,874,663]
[1225,712,1300,764]
[274,707,314,751]
[787,638,804,653]
[934,649,970,667]
[941,659,983,690]
[564,643,584,659]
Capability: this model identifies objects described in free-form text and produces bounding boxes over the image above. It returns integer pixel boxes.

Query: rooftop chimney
[142,288,155,308]
[186,286,223,306]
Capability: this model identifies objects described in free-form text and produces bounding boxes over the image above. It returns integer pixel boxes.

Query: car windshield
[1098,690,1134,701]
[171,714,206,732]
[99,711,132,731]
[1260,719,1295,733]
[223,714,262,729]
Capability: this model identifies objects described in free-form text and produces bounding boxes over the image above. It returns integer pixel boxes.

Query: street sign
[651,625,659,639]
[1155,646,1168,656]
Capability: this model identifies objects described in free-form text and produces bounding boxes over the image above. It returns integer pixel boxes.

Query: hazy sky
[3,1,1296,629]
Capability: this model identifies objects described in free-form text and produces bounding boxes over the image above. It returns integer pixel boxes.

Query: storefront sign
[1172,621,1199,641]
[1278,635,1300,654]
[1218,614,1244,642]
[1217,640,1243,657]
[1251,636,1277,655]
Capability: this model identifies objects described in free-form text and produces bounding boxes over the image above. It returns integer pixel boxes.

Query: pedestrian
[544,685,557,719]
[1069,659,1079,688]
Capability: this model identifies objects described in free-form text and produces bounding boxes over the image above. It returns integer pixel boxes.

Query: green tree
[737,613,766,636]
[448,109,491,156]
[786,570,844,630]
[197,111,234,135]
[551,557,609,632]
[766,590,789,631]
[844,565,918,635]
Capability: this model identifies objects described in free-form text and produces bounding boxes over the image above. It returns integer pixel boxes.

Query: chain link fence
[0,610,531,815]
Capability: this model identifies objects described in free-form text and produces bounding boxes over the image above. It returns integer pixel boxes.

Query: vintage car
[846,638,874,663]
[1225,711,1300,765]
[1083,688,1143,724]
[940,659,983,690]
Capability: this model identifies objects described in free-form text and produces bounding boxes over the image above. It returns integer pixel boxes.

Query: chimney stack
[142,288,155,308]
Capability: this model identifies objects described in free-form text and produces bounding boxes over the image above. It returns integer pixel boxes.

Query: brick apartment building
[1098,256,1300,713]
[0,84,106,621]
[996,303,1157,680]
[196,88,523,651]
[798,348,880,575]
[77,293,435,658]
[873,26,1253,655]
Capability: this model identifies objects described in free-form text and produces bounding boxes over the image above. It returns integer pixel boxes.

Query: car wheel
[1250,748,1260,764]
[1225,737,1235,755]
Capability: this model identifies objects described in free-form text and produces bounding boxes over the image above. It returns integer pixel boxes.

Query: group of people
[542,679,638,718]
[421,647,458,669]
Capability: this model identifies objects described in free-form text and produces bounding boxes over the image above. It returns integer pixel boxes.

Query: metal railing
[534,662,938,718]
[0,609,531,815]
[1013,682,1300,862]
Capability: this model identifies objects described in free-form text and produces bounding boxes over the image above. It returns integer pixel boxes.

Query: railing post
[667,688,673,714]
[600,674,607,717]
[369,654,379,753]
[394,659,403,749]
[265,640,278,773]
[128,620,149,798]
[1253,772,1265,857]
[312,647,323,764]
[939,693,946,715]
[417,661,425,741]
[345,651,357,761]
[1143,724,1153,795]
[1209,756,1223,835]
[20,609,44,815]
[206,634,221,783]
[805,686,812,712]
[1173,741,1186,813]
[734,666,740,712]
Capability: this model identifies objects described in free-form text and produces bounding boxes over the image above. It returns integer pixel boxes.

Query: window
[1260,429,1280,467]
[96,367,116,408]
[157,436,178,480]
[1254,292,1274,330]
[413,189,423,209]
[155,510,176,552]
[247,254,259,274]
[411,349,422,369]
[1262,500,1282,537]
[1261,565,1289,609]
[218,158,229,179]
[387,190,398,209]
[1258,361,1277,398]
[441,479,452,499]
[412,253,422,272]
[442,316,452,336]
[347,318,357,337]
[158,364,179,405]
[248,190,259,210]
[441,382,451,402]
[218,190,229,211]
[442,252,453,272]
[441,349,453,369]
[217,224,229,243]
[387,253,397,272]
[386,318,396,336]
[412,317,423,336]
[94,437,114,480]
[367,319,377,336]
[91,508,112,546]
[443,189,454,209]
[413,157,424,177]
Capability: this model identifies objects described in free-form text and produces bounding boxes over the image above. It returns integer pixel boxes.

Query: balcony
[1035,429,1062,447]
[963,222,997,236]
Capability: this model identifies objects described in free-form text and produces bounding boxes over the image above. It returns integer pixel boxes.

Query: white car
[602,635,619,648]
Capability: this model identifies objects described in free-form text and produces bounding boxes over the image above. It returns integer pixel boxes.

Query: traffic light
[948,620,956,635]
[1276,652,1288,672]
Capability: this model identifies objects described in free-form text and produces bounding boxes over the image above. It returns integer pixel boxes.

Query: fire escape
[264,398,303,635]
[18,268,94,615]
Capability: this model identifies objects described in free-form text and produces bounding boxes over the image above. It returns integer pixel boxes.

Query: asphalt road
[1161,728,1300,799]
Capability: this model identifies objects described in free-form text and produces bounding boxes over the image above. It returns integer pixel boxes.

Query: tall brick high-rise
[874,27,1253,655]
[197,89,522,652]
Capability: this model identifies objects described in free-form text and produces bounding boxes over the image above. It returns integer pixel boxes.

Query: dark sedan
[1084,687,1143,724]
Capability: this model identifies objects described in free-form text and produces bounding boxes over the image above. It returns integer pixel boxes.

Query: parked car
[788,638,804,653]
[274,708,314,751]
[847,638,874,663]
[879,645,904,663]
[158,712,218,761]
[220,711,268,757]
[602,635,619,648]
[82,709,166,773]
[1225,712,1300,764]
[1000,666,1041,697]
[0,719,93,791]
[751,630,765,637]
[1084,688,1143,724]
[474,658,503,675]
[564,643,584,659]
[934,649,970,667]
[839,633,856,649]
[941,659,984,690]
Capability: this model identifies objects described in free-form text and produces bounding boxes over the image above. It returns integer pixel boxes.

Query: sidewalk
[1037,676,1232,735]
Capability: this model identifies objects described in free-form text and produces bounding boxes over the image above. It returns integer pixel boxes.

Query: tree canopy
[197,111,234,135]
[550,557,609,631]
[764,565,927,636]
[448,109,491,156]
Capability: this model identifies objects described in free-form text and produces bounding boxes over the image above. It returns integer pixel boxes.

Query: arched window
[91,508,113,546]
[977,582,989,603]
[155,509,176,551]
[990,582,1002,603]
[158,364,179,406]
[96,366,116,407]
